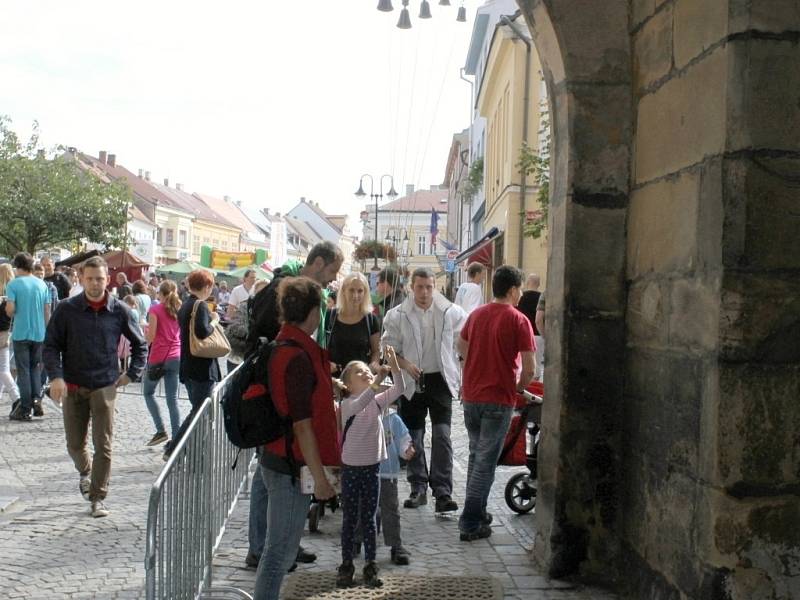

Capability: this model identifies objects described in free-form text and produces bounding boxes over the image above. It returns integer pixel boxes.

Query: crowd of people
[1,242,545,600]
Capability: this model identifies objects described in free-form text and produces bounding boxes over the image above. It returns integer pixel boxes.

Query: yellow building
[476,14,547,279]
[154,182,242,262]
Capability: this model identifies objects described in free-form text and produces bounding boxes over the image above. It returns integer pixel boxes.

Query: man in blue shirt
[6,252,51,421]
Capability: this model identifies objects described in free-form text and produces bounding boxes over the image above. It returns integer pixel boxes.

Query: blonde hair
[336,272,372,315]
[0,263,14,296]
[340,360,370,396]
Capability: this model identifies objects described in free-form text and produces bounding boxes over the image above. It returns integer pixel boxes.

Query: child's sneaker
[336,560,354,588]
[363,561,383,588]
[390,545,411,565]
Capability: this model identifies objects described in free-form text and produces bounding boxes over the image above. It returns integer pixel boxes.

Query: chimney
[236,199,242,207]
[163,178,169,187]
[264,208,269,215]
[145,171,151,181]
[108,154,116,168]
[99,150,107,164]
[300,197,306,203]
[36,149,45,159]
[276,212,281,217]
[406,184,415,196]
[66,146,77,155]
[176,183,183,191]
[224,195,231,203]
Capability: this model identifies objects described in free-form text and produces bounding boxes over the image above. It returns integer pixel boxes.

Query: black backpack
[220,338,310,450]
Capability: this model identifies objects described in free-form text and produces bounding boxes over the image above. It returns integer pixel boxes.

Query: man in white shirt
[226,270,256,319]
[382,267,466,514]
[454,262,485,314]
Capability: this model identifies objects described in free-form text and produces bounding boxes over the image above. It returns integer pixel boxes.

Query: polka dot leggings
[340,463,381,561]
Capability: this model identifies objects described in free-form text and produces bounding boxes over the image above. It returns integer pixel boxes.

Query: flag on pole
[429,208,439,249]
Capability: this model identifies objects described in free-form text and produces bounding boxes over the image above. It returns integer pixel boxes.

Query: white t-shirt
[455,281,483,314]
[228,284,254,309]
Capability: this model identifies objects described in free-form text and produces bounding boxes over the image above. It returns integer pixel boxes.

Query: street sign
[447,250,459,260]
[446,259,456,273]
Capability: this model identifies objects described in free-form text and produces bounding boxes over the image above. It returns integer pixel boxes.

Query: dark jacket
[45,272,71,300]
[178,295,221,383]
[43,292,146,389]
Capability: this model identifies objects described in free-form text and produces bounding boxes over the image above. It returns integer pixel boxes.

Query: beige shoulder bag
[189,301,231,359]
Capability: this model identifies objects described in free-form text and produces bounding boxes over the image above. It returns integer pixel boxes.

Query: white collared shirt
[410,301,439,373]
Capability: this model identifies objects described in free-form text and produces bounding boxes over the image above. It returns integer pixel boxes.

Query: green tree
[517,121,550,240]
[460,156,484,202]
[0,116,131,255]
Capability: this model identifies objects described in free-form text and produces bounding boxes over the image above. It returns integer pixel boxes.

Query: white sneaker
[91,500,109,518]
[79,476,91,501]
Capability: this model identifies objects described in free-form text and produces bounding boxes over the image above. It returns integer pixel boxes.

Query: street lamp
[355,174,398,270]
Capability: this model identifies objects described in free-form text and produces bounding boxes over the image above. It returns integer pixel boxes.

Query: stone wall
[625,1,800,598]
[518,0,800,598]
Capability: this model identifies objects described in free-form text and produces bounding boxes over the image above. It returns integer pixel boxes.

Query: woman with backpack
[141,280,182,449]
[326,272,380,376]
[254,276,338,600]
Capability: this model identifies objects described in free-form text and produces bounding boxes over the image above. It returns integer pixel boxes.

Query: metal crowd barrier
[145,372,254,600]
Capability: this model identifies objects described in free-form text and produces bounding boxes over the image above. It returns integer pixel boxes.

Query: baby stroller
[498,381,543,514]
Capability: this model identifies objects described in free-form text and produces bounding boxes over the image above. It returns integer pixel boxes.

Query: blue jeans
[253,466,311,600]
[142,359,181,437]
[248,463,268,557]
[13,340,42,413]
[458,401,513,534]
[167,378,214,455]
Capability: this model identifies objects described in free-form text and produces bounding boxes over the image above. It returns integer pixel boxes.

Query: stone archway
[516,1,800,599]
[516,0,633,584]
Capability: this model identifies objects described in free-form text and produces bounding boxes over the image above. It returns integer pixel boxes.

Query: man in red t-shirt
[456,265,535,541]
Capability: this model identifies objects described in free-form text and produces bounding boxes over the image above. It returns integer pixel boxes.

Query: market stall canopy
[102,250,149,286]
[155,260,213,276]
[223,265,273,281]
[55,249,101,268]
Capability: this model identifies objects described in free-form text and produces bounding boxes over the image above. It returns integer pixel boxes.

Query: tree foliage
[0,115,132,255]
[460,156,484,202]
[517,120,551,240]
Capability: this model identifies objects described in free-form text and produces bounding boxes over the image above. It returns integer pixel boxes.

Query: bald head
[526,274,540,291]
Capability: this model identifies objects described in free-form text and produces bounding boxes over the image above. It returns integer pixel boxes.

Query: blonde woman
[325,272,380,376]
[0,264,20,411]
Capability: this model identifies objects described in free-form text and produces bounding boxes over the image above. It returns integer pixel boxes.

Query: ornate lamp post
[355,174,398,270]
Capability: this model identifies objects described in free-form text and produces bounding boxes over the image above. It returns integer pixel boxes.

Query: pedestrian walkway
[0,383,189,599]
[0,385,618,600]
[210,403,618,600]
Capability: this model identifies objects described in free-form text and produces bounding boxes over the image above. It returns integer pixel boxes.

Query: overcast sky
[1,1,475,237]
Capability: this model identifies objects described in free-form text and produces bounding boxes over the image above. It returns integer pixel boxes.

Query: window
[156,227,163,245]
[417,234,427,256]
[179,230,187,248]
[222,240,228,248]
[166,229,175,245]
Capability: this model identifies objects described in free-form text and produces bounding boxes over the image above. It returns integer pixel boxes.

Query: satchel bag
[189,301,231,359]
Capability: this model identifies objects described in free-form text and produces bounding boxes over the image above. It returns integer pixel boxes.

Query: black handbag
[147,362,167,381]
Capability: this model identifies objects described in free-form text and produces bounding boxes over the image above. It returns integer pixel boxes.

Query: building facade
[473,12,548,278]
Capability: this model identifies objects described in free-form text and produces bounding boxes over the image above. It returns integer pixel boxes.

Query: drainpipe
[500,15,531,269]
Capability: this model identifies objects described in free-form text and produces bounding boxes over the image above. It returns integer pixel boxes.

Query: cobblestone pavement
[0,383,191,600]
[210,402,619,600]
[0,382,618,600]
